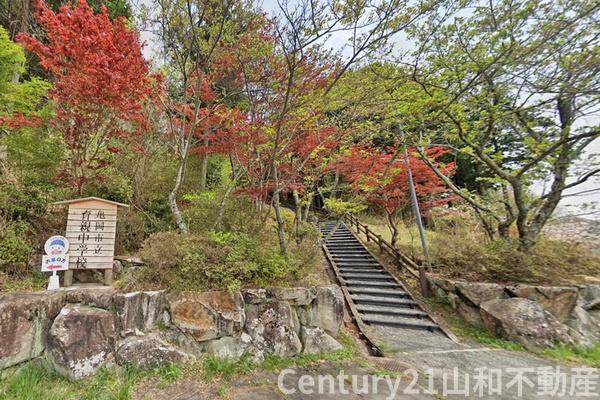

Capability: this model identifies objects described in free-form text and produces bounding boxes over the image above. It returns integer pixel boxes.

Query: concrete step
[344,280,401,289]
[338,268,385,274]
[357,304,429,318]
[326,242,362,246]
[329,251,370,256]
[361,314,439,331]
[350,294,417,307]
[347,287,410,297]
[332,258,377,264]
[329,253,371,258]
[340,273,393,281]
[331,253,374,258]
[335,262,379,268]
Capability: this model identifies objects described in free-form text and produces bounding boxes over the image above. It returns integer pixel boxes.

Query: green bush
[425,232,600,284]
[0,220,34,276]
[324,198,367,216]
[131,224,318,292]
[182,192,264,235]
[0,183,49,222]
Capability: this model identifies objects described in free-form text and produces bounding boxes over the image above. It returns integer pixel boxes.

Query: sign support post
[41,235,70,290]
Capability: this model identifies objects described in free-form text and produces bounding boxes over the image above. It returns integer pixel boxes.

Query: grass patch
[202,331,360,381]
[0,272,47,292]
[540,343,600,368]
[120,198,324,292]
[426,298,600,368]
[0,360,181,400]
[202,353,256,380]
[358,212,600,285]
[1,332,361,397]
[427,298,526,351]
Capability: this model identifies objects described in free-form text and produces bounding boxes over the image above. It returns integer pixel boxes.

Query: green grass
[425,298,526,352]
[1,332,362,397]
[202,331,359,380]
[541,343,600,368]
[0,360,181,400]
[357,213,436,253]
[0,272,47,292]
[426,298,600,367]
[202,353,256,380]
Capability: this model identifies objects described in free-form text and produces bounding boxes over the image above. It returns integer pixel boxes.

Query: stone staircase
[320,221,440,332]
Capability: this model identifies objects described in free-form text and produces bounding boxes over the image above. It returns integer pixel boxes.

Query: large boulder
[241,288,268,304]
[113,291,170,337]
[266,287,316,306]
[300,327,343,354]
[480,298,580,349]
[578,285,600,308]
[0,292,65,369]
[566,306,600,345]
[426,275,456,300]
[245,301,302,357]
[47,304,116,379]
[508,285,578,322]
[455,282,508,306]
[242,287,316,306]
[296,287,344,337]
[455,282,508,327]
[169,291,245,342]
[115,333,190,368]
[202,333,257,361]
[64,288,115,309]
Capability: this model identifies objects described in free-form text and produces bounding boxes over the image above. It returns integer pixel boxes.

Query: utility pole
[403,146,432,297]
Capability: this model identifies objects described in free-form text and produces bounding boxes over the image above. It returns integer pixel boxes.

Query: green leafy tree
[0,25,56,184]
[407,0,600,249]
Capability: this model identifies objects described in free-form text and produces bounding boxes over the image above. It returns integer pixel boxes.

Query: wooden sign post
[52,197,129,286]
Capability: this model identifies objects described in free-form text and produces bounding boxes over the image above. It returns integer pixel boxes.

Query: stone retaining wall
[0,286,344,379]
[426,274,600,349]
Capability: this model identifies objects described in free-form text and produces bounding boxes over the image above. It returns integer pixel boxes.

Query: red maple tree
[334,145,456,246]
[16,0,154,193]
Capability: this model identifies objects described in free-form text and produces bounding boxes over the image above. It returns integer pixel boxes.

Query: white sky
[133,0,599,218]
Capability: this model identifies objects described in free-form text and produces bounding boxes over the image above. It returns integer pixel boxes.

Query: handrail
[343,214,420,278]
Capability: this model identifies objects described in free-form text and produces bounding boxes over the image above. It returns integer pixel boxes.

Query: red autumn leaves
[14,0,155,190]
[4,0,457,214]
[333,145,456,216]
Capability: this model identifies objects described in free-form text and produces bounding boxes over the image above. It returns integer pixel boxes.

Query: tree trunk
[497,223,510,239]
[517,96,574,251]
[212,169,243,230]
[169,155,189,234]
[273,190,288,255]
[386,212,398,248]
[292,189,303,242]
[199,152,209,190]
[302,200,311,222]
[332,171,339,199]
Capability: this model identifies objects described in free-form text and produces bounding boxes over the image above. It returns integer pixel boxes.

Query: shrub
[0,183,49,222]
[324,198,367,216]
[0,220,34,276]
[138,231,184,270]
[425,232,600,284]
[131,223,319,292]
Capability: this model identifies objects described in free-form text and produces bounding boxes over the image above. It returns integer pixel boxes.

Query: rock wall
[427,275,600,349]
[0,286,344,379]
